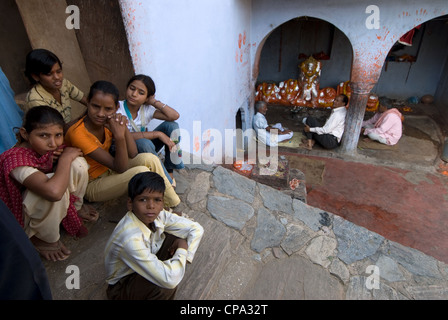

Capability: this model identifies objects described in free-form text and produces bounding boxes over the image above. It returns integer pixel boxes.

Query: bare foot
[58,240,72,256]
[299,143,313,151]
[31,236,71,262]
[300,139,314,150]
[78,204,99,222]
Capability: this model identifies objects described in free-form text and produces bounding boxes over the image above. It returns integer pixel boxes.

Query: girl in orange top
[65,81,180,209]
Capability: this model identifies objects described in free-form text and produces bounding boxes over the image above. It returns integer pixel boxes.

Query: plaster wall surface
[435,56,448,122]
[15,0,91,119]
[0,0,32,95]
[373,19,448,99]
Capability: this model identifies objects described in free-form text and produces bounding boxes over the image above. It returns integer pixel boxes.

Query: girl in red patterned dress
[0,106,94,261]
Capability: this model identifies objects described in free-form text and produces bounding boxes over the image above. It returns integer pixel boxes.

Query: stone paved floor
[44,164,448,300]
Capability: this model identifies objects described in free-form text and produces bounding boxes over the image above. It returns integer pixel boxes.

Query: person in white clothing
[253,101,293,147]
[105,171,203,300]
[301,94,349,150]
[116,74,184,186]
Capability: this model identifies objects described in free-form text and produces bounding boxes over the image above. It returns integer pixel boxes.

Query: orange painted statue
[298,56,321,107]
[318,87,337,108]
[337,80,352,99]
[255,82,281,104]
[279,79,301,105]
[255,56,342,109]
[366,94,379,112]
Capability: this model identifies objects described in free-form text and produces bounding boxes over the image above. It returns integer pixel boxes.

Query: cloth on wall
[398,25,421,46]
[0,67,24,154]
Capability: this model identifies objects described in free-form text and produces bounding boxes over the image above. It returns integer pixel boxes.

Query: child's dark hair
[88,80,120,105]
[25,49,63,84]
[128,172,166,200]
[340,94,349,106]
[16,106,65,143]
[127,74,156,97]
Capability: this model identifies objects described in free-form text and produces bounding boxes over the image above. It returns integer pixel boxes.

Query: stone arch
[253,16,354,90]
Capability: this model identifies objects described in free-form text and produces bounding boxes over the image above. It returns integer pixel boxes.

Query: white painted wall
[119,0,447,161]
[119,0,252,163]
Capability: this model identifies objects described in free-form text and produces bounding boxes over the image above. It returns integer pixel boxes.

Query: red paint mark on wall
[376,27,390,41]
[236,31,248,64]
[194,136,200,153]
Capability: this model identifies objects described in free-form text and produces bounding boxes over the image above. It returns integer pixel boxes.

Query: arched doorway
[253,16,353,148]
[375,15,448,102]
[257,16,353,90]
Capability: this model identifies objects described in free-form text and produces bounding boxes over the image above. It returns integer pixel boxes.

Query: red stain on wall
[194,136,200,153]
[351,48,384,86]
[236,31,248,64]
[377,28,390,41]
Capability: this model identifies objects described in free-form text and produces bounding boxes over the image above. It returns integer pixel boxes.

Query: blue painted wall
[373,18,448,100]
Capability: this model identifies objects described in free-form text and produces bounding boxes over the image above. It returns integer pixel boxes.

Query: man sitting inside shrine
[301,94,349,150]
[253,101,293,147]
[361,103,403,146]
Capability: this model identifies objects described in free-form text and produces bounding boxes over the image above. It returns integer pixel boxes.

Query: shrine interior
[254,15,448,168]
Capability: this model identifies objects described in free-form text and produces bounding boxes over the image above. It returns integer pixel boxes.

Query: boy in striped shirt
[104,172,203,300]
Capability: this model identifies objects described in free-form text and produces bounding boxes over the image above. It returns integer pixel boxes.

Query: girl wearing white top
[117,75,184,185]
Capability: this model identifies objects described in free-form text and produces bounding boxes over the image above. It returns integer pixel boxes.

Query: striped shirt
[104,210,204,289]
[25,78,84,123]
